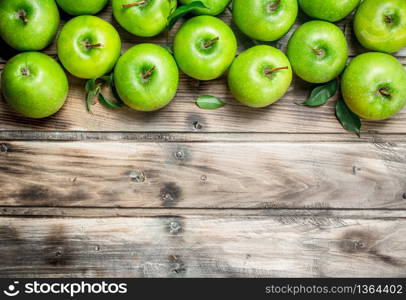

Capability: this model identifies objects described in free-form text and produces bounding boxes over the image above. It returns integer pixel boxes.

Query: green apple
[57,16,121,79]
[232,0,298,42]
[56,0,109,15]
[298,0,360,22]
[0,0,59,51]
[114,44,179,111]
[287,21,348,83]
[179,0,231,16]
[341,52,406,120]
[173,16,237,80]
[354,0,406,53]
[228,45,292,108]
[112,0,177,37]
[1,52,68,119]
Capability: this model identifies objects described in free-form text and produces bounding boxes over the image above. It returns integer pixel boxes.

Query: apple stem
[123,0,147,8]
[384,15,394,24]
[379,88,393,98]
[312,48,324,56]
[269,0,281,11]
[265,66,289,77]
[17,9,29,24]
[142,66,156,81]
[85,42,104,49]
[203,37,219,49]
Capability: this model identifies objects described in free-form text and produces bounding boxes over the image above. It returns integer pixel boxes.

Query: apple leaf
[303,79,338,107]
[98,93,123,109]
[167,1,207,29]
[196,95,226,110]
[100,73,114,87]
[86,90,97,113]
[335,98,361,137]
[85,79,96,93]
[84,74,123,112]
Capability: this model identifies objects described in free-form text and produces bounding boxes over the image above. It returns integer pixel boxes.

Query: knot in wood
[169,221,182,234]
[0,143,8,153]
[174,151,185,160]
[129,171,145,183]
[192,121,202,130]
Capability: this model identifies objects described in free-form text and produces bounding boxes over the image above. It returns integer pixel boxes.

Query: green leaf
[98,93,123,109]
[101,73,114,87]
[303,79,338,107]
[85,79,96,92]
[169,0,177,14]
[335,98,361,137]
[86,90,96,112]
[196,95,226,110]
[167,1,207,29]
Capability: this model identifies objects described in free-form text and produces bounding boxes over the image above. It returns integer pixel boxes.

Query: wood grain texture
[1,3,406,279]
[1,131,406,142]
[1,141,405,209]
[0,5,406,134]
[2,207,406,218]
[1,215,406,277]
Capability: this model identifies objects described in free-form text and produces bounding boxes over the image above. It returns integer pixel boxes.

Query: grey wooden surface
[0,3,406,277]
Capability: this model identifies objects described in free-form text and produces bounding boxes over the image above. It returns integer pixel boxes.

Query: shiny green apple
[342,52,406,120]
[228,45,292,108]
[179,0,230,16]
[298,0,360,22]
[1,52,68,119]
[56,0,109,15]
[287,21,348,83]
[57,16,121,79]
[354,0,406,53]
[173,16,237,80]
[232,0,298,42]
[0,0,59,51]
[112,0,176,37]
[114,44,179,111]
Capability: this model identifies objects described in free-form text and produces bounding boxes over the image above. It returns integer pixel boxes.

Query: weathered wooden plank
[2,207,406,219]
[1,4,406,134]
[1,131,406,143]
[1,141,405,209]
[0,215,405,277]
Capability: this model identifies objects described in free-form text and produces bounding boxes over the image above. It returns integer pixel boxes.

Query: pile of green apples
[1,0,406,132]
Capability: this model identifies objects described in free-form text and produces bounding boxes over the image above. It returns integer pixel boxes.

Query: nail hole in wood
[352,166,361,174]
[174,151,185,160]
[169,255,186,274]
[129,171,145,183]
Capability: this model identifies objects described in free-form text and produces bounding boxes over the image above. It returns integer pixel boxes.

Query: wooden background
[1,3,406,278]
